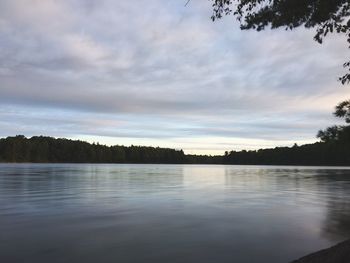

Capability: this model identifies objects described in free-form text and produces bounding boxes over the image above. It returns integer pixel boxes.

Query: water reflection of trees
[300,168,350,241]
[274,168,350,241]
[323,199,350,240]
[319,170,350,240]
[223,167,350,241]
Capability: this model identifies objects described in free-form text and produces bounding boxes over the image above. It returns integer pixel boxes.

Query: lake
[0,164,349,263]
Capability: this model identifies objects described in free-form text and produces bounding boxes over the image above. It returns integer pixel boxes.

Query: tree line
[224,100,350,166]
[0,132,349,165]
[1,101,349,166]
[0,133,349,166]
[223,137,350,166]
[0,136,187,164]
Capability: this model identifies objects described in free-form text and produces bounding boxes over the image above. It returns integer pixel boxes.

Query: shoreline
[291,239,350,263]
[1,162,350,168]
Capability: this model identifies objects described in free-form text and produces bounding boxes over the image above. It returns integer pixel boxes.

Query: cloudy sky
[0,0,349,154]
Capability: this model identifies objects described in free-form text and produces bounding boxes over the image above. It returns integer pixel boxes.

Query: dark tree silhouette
[317,125,342,142]
[317,100,350,142]
[211,0,350,84]
[0,136,187,164]
[334,99,350,122]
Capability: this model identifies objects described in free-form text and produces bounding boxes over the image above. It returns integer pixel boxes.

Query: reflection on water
[0,164,349,263]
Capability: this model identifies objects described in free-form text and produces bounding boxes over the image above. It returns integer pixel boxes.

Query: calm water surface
[1,164,350,263]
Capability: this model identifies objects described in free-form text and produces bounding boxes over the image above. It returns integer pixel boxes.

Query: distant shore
[290,239,350,263]
[1,135,350,166]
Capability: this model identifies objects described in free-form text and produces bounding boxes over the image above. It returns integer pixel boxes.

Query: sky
[0,0,349,155]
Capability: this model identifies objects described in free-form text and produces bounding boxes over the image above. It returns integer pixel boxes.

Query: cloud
[0,0,349,154]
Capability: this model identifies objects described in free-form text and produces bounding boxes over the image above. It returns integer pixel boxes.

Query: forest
[0,130,349,165]
[1,101,349,165]
[223,131,350,166]
[0,135,187,164]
